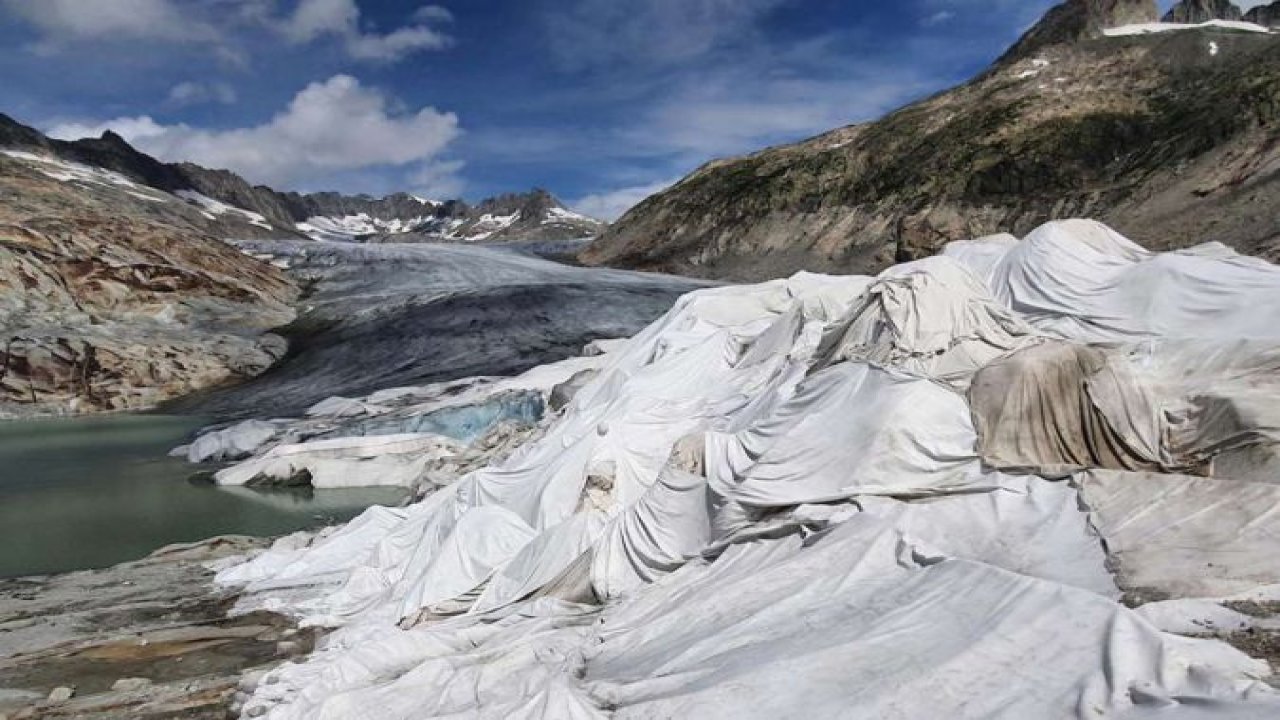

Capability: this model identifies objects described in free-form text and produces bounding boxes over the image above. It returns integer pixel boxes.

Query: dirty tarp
[968,341,1169,476]
[969,338,1280,479]
[1077,469,1280,598]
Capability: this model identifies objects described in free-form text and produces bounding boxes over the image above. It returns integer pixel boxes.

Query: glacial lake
[0,414,407,578]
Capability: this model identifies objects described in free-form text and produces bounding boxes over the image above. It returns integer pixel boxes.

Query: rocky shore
[0,536,311,720]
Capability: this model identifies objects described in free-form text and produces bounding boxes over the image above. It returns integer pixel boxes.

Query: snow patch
[1104,20,1271,36]
[453,211,520,241]
[0,150,168,200]
[297,213,434,242]
[176,190,273,230]
[542,206,601,226]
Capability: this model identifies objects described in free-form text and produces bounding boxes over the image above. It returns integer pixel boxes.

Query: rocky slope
[0,148,297,416]
[0,114,604,244]
[0,536,303,720]
[0,116,609,416]
[1247,1,1280,27]
[1164,0,1242,23]
[582,0,1280,281]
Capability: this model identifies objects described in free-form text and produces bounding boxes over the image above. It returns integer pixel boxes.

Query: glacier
[214,219,1280,719]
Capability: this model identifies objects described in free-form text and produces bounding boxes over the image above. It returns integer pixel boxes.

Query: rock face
[0,536,311,720]
[1163,0,1243,23]
[1001,0,1159,61]
[1245,1,1280,26]
[0,148,297,416]
[581,1,1280,281]
[0,114,604,244]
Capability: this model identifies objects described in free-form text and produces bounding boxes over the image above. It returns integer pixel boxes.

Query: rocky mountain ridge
[0,113,604,244]
[1000,0,1159,62]
[582,0,1280,281]
[0,144,298,415]
[1246,1,1280,27]
[1164,0,1242,23]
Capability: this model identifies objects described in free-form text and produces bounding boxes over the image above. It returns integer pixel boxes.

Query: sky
[0,0,1227,219]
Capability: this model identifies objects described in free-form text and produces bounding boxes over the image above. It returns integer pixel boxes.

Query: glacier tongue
[219,219,1280,719]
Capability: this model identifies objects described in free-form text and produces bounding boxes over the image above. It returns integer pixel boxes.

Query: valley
[4,1,1280,719]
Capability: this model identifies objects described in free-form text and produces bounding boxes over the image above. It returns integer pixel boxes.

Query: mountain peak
[1000,0,1159,62]
[1245,1,1280,25]
[1163,0,1243,23]
[0,112,52,151]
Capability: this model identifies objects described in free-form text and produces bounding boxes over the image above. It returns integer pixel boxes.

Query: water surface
[0,414,406,578]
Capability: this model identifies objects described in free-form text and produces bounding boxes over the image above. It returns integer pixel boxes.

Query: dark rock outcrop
[1001,0,1159,62]
[1245,1,1280,27]
[582,2,1280,282]
[1163,0,1243,23]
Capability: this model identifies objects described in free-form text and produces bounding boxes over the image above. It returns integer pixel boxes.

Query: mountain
[0,141,297,415]
[295,188,605,243]
[582,0,1280,281]
[1163,0,1242,23]
[0,113,605,245]
[999,0,1159,61]
[0,116,609,416]
[1246,2,1280,27]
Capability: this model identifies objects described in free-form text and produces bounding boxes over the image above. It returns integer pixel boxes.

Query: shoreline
[0,535,312,720]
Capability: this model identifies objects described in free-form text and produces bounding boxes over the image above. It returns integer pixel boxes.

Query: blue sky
[0,0,1201,218]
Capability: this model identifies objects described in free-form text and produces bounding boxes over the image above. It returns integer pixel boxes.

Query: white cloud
[167,81,238,107]
[618,57,933,163]
[1,0,221,51]
[922,10,956,26]
[48,115,173,142]
[407,158,467,199]
[572,178,678,222]
[546,0,789,70]
[2,0,454,64]
[413,5,453,23]
[47,74,461,189]
[278,0,452,62]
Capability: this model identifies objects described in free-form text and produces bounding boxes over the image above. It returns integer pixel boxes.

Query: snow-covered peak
[296,213,436,242]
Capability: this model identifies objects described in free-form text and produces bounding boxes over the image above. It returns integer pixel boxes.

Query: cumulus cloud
[572,178,678,222]
[47,74,461,189]
[278,0,452,62]
[167,81,238,107]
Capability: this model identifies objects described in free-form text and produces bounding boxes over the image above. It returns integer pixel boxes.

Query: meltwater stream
[0,414,406,578]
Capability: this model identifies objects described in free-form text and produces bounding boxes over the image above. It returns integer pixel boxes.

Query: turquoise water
[0,414,406,578]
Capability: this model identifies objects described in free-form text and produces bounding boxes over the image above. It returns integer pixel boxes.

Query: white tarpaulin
[1077,469,1280,598]
[960,219,1280,342]
[217,220,1280,719]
